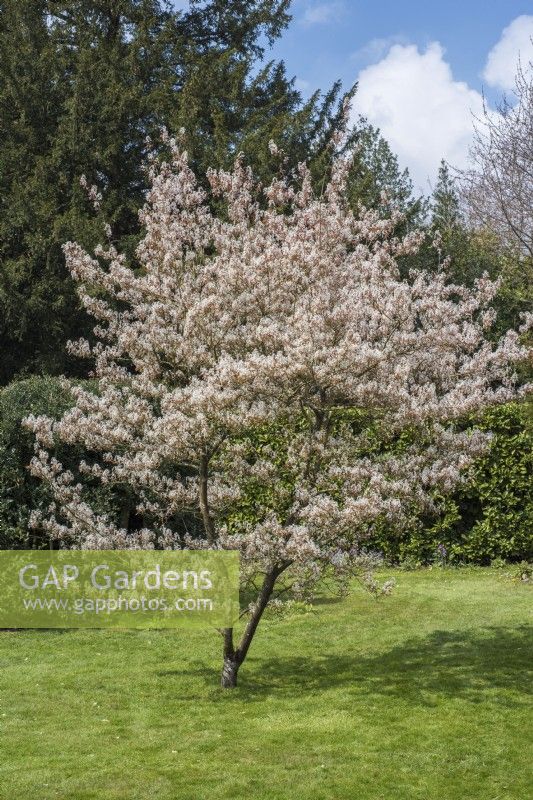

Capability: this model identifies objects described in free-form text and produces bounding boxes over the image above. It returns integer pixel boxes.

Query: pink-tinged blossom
[25,142,530,574]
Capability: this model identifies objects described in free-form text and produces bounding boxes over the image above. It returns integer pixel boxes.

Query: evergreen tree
[0,0,348,383]
[346,120,418,216]
[431,160,461,233]
[0,1,180,381]
[426,160,498,287]
[0,0,69,381]
[1,0,431,384]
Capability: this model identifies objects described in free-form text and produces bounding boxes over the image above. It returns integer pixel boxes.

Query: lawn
[0,567,531,800]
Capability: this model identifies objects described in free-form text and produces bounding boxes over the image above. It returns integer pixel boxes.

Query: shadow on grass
[161,625,533,706]
[308,595,345,606]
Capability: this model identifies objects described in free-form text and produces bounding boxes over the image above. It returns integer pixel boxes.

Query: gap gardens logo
[0,551,239,629]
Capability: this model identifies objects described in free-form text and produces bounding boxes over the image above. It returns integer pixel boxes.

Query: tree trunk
[221,655,240,688]
[219,564,289,688]
[220,626,240,688]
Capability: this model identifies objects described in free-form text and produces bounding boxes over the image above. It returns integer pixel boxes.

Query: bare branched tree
[460,60,533,259]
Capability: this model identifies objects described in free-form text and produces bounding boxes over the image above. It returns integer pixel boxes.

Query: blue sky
[269,1,533,191]
[270,0,532,100]
[175,2,533,192]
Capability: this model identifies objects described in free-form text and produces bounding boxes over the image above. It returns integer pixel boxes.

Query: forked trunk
[219,565,288,688]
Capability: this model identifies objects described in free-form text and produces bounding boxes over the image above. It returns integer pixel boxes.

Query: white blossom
[24,140,531,576]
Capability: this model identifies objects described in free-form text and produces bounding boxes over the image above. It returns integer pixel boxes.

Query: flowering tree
[26,136,530,687]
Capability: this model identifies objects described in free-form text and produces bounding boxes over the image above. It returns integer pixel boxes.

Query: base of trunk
[221,656,239,688]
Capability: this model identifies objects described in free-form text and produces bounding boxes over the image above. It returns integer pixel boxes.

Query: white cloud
[353,42,487,192]
[351,17,533,191]
[302,2,343,26]
[483,15,533,91]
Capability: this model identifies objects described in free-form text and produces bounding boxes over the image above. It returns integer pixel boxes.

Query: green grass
[0,567,531,799]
